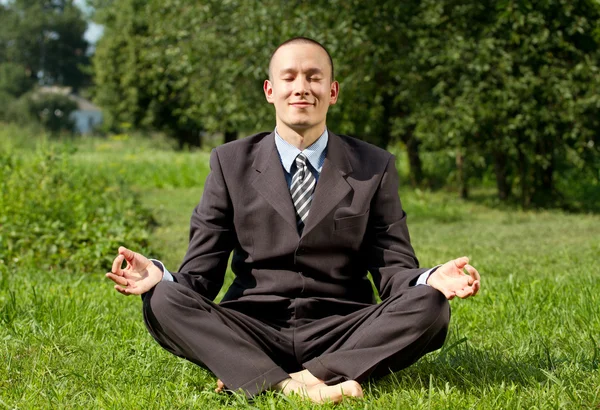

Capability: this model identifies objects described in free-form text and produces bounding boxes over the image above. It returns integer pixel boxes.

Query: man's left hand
[427,256,481,300]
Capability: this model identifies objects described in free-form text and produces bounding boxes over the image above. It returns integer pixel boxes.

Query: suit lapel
[251,132,298,232]
[302,131,353,237]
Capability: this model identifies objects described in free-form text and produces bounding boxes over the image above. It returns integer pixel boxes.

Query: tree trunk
[518,148,530,209]
[398,130,424,187]
[379,92,394,150]
[224,130,237,144]
[531,139,554,206]
[532,161,554,206]
[456,149,468,199]
[494,151,511,200]
[380,92,423,187]
[177,128,202,149]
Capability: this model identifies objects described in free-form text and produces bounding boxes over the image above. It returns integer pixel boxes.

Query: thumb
[118,246,136,262]
[453,256,469,269]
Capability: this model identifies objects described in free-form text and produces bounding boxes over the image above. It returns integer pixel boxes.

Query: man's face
[264,43,339,136]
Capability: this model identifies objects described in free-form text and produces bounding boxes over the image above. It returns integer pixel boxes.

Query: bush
[0,143,155,273]
[2,91,77,134]
[24,92,78,134]
[0,91,18,123]
[0,62,34,97]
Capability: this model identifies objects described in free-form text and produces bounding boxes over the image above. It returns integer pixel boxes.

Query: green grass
[1,134,599,408]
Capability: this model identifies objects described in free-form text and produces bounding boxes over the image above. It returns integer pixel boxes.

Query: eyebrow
[279,67,324,76]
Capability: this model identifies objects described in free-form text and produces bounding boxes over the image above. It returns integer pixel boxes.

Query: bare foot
[289,369,323,386]
[276,378,363,403]
[215,379,225,393]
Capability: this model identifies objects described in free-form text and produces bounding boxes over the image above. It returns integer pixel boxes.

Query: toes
[340,380,363,398]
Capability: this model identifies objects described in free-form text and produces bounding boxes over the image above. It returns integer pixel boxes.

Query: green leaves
[0,143,154,273]
[91,0,600,208]
[0,0,90,89]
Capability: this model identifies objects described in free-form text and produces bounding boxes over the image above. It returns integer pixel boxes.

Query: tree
[91,0,600,208]
[0,0,90,90]
[0,62,35,97]
[406,0,600,206]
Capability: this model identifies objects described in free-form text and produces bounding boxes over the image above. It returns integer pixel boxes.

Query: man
[106,37,480,404]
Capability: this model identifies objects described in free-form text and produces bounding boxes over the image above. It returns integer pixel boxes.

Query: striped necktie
[290,153,316,232]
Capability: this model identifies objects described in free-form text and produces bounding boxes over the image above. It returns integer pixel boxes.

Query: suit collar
[324,131,353,177]
[252,131,277,173]
[250,130,355,238]
[251,132,298,231]
[301,131,353,236]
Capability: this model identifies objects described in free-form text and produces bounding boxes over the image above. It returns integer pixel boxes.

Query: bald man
[107,37,480,404]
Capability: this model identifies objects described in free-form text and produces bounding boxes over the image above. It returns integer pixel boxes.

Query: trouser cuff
[235,366,290,398]
[303,358,344,385]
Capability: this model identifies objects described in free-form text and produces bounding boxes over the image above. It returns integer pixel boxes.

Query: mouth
[290,102,314,108]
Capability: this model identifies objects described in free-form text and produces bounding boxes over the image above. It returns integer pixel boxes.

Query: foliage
[0,0,90,90]
[401,0,600,207]
[91,0,600,209]
[0,62,35,97]
[2,92,78,134]
[71,134,212,189]
[0,1,93,134]
[17,92,79,134]
[0,142,154,274]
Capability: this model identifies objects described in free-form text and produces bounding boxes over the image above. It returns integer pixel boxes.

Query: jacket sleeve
[364,154,428,300]
[171,148,237,300]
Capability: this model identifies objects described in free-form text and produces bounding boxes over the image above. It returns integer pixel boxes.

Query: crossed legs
[142,281,449,403]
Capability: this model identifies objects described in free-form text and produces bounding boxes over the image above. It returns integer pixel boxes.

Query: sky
[73,0,104,44]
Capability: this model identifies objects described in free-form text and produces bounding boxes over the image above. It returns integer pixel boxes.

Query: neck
[276,123,325,150]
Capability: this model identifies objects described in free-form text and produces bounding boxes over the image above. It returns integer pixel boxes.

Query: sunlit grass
[1,133,599,409]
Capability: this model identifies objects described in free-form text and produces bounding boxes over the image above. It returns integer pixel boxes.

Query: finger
[455,287,474,299]
[111,254,125,276]
[119,246,136,263]
[464,264,481,282]
[121,279,147,296]
[471,280,480,296]
[106,272,127,286]
[114,285,131,296]
[453,256,469,270]
[442,289,456,300]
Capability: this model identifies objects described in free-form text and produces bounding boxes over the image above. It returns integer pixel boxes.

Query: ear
[329,81,340,105]
[264,80,274,103]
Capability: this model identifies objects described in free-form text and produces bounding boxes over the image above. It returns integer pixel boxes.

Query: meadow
[1,128,599,409]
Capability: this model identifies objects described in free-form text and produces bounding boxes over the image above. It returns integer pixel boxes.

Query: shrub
[23,92,78,134]
[2,91,77,134]
[0,62,34,97]
[0,143,155,273]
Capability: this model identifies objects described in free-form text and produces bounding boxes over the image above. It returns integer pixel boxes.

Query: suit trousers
[142,281,450,397]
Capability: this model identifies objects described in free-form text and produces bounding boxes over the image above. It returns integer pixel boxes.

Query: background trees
[0,0,90,89]
[2,0,594,209]
[0,0,90,132]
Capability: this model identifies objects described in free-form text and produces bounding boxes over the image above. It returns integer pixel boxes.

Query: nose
[293,77,310,96]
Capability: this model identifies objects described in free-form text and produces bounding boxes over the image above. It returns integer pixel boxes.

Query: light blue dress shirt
[274,128,328,187]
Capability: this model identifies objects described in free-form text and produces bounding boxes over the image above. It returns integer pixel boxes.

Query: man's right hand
[105,246,163,296]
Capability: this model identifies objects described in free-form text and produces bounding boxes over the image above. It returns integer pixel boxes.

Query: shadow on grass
[370,338,566,395]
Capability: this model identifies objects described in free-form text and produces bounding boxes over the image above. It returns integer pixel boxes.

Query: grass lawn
[1,135,599,409]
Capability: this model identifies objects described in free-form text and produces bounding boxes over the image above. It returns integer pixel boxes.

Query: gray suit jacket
[171,131,426,319]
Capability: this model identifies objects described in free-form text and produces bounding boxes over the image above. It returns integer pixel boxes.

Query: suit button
[297,247,305,255]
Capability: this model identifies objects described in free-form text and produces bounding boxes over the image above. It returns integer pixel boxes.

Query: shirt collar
[274,128,328,173]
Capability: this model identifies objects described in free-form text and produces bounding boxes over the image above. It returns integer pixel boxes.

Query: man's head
[268,37,335,82]
[264,37,339,143]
